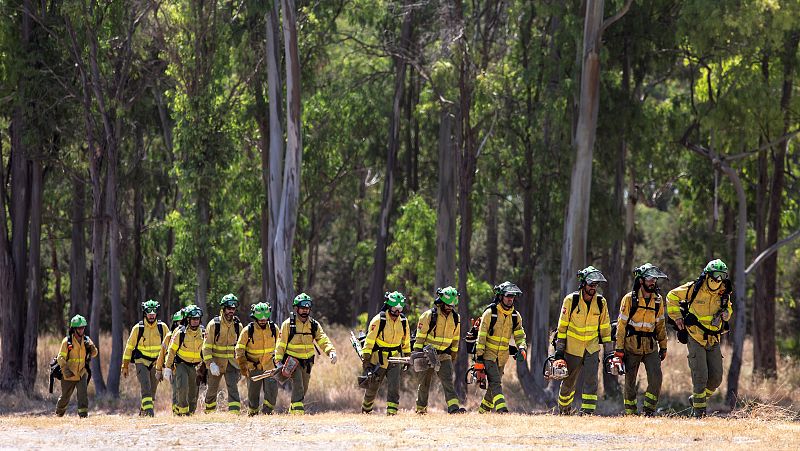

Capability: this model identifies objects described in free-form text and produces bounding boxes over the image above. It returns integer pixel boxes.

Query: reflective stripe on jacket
[57,334,98,381]
[615,289,667,354]
[275,317,335,361]
[165,326,204,367]
[556,292,611,357]
[235,323,278,371]
[203,314,239,365]
[123,321,166,364]
[476,305,527,366]
[667,280,732,347]
[414,308,460,352]
[362,313,411,368]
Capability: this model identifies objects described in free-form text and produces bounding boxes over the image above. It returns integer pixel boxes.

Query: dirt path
[1,412,798,449]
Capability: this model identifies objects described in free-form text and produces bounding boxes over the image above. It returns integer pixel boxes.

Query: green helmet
[141,299,160,314]
[70,314,88,328]
[494,281,522,297]
[436,286,459,306]
[250,302,272,320]
[220,293,239,309]
[577,266,607,285]
[171,309,186,323]
[293,293,313,308]
[703,259,728,281]
[633,263,668,281]
[384,291,406,308]
[185,305,203,319]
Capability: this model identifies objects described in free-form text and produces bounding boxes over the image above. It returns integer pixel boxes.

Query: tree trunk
[367,5,413,316]
[274,0,304,320]
[0,126,20,391]
[434,108,456,288]
[89,144,107,396]
[485,193,498,284]
[196,192,210,316]
[22,161,44,391]
[51,224,65,326]
[755,30,799,378]
[266,0,285,316]
[69,178,87,317]
[560,0,605,297]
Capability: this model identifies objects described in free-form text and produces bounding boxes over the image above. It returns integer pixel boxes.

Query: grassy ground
[1,412,799,449]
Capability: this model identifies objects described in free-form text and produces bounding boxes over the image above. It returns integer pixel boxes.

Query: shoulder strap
[511,310,519,331]
[135,321,145,348]
[401,314,408,337]
[270,321,277,338]
[288,314,297,343]
[487,303,499,336]
[377,311,388,338]
[234,316,241,337]
[453,311,460,328]
[426,307,438,337]
[213,317,221,342]
[311,318,319,337]
[179,326,187,349]
[158,321,167,343]
[247,322,255,343]
[569,293,580,318]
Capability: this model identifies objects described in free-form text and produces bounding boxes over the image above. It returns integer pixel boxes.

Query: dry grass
[0,412,799,449]
[2,328,799,419]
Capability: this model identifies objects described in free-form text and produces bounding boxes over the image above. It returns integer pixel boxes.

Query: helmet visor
[584,271,607,285]
[709,271,728,281]
[296,300,312,308]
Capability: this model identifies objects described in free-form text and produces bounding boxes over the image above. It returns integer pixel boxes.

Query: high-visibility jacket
[667,279,733,347]
[203,313,240,368]
[556,292,611,357]
[476,304,527,366]
[57,333,98,381]
[275,315,335,362]
[154,328,175,371]
[235,322,279,371]
[414,307,460,353]
[122,320,169,365]
[165,326,204,367]
[615,289,667,355]
[362,312,412,368]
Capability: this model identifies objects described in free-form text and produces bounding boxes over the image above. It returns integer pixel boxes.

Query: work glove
[554,350,565,361]
[155,370,163,382]
[515,349,527,362]
[450,350,458,361]
[163,368,173,382]
[674,317,685,330]
[720,310,730,322]
[241,366,250,378]
[209,362,221,377]
[121,362,129,378]
[614,350,625,359]
[659,348,667,361]
[475,355,484,363]
[329,351,338,364]
[361,356,371,371]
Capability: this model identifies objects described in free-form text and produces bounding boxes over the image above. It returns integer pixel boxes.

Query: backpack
[668,276,732,339]
[377,310,409,340]
[484,302,520,337]
[426,306,459,337]
[131,320,168,365]
[178,325,206,350]
[213,315,241,343]
[247,321,277,343]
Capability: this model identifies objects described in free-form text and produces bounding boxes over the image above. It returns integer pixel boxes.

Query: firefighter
[667,259,733,418]
[360,291,411,415]
[554,266,612,415]
[121,299,169,416]
[203,293,243,414]
[55,315,98,417]
[275,293,337,415]
[164,305,205,416]
[235,302,279,416]
[615,263,668,416]
[155,307,189,414]
[475,281,528,414]
[414,286,465,414]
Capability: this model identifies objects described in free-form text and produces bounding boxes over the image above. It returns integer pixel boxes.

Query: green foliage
[386,195,436,311]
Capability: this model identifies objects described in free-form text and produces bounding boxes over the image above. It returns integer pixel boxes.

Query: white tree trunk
[434,109,456,288]
[274,0,302,321]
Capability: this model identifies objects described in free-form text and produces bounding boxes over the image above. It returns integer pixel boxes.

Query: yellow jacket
[57,334,98,381]
[275,315,335,362]
[235,322,279,371]
[615,289,667,354]
[476,304,527,366]
[154,328,175,371]
[362,312,412,368]
[556,292,611,357]
[123,320,168,365]
[165,326,204,367]
[203,314,241,369]
[414,307,460,353]
[667,279,733,347]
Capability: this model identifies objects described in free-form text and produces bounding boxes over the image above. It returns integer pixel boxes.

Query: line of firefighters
[54,259,732,419]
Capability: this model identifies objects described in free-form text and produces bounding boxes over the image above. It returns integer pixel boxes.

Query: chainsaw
[387,344,440,372]
[250,356,300,382]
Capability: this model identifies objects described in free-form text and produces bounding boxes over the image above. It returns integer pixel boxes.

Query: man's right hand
[362,357,371,371]
[121,363,129,378]
[675,318,685,330]
[209,362,221,377]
